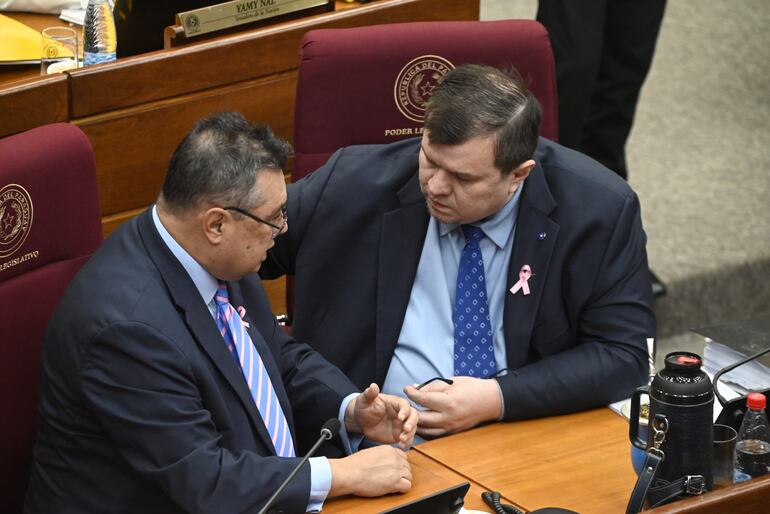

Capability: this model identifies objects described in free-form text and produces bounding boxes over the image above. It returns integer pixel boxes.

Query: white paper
[59,8,84,25]
[703,339,770,397]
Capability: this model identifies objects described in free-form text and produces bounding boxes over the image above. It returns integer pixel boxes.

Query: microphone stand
[257,420,339,514]
[713,346,770,406]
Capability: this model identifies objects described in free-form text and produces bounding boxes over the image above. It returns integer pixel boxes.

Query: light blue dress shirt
[152,206,358,512]
[382,185,523,414]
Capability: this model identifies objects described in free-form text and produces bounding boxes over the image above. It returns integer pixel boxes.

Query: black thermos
[629,352,715,490]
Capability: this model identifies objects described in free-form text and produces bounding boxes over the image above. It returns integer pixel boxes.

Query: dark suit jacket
[263,137,656,421]
[25,209,358,514]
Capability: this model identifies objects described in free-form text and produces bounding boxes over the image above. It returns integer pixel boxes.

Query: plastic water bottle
[734,392,770,482]
[83,0,117,66]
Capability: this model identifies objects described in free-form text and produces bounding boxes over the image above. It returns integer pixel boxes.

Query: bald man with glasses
[26,112,418,514]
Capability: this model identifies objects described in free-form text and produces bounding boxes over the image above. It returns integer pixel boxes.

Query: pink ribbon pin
[236,306,250,328]
[509,265,533,296]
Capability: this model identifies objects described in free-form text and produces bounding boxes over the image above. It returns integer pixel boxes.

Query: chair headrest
[0,123,102,283]
[294,19,558,178]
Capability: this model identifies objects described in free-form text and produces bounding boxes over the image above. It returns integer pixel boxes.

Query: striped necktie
[454,225,497,378]
[214,283,295,458]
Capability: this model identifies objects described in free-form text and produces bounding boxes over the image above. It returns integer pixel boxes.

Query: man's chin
[427,204,457,224]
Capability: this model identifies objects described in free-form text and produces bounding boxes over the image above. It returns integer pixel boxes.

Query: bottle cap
[747,392,767,410]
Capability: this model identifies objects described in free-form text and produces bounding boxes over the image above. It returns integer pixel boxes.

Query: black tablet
[379,482,470,514]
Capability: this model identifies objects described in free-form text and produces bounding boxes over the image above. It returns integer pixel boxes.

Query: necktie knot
[214,282,229,308]
[461,225,485,246]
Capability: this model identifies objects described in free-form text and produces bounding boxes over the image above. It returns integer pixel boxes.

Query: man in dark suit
[262,64,656,438]
[25,112,417,513]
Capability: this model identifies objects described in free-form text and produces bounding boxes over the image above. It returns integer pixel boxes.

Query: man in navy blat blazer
[25,112,418,514]
[262,64,656,439]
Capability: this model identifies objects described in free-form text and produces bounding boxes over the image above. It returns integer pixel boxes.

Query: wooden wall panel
[74,72,297,217]
[0,75,67,138]
[264,278,287,316]
[67,0,479,118]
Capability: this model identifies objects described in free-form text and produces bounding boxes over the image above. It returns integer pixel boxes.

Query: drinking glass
[713,423,737,487]
[41,27,79,75]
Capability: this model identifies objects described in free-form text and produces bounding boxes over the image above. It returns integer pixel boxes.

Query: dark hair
[160,112,291,214]
[424,64,542,175]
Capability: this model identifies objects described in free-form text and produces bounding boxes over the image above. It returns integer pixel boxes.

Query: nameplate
[177,0,329,38]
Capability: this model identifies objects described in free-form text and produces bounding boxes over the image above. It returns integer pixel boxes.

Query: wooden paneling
[0,75,68,137]
[67,0,480,118]
[0,12,74,137]
[263,277,287,317]
[101,207,145,236]
[74,71,297,217]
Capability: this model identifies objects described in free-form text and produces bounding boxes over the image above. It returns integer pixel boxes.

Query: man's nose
[428,170,450,195]
[273,220,288,239]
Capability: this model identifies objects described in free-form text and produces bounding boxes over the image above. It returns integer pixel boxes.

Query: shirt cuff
[338,392,364,454]
[493,378,505,420]
[307,457,331,512]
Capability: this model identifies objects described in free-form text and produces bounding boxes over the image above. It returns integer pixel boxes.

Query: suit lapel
[503,157,560,369]
[376,172,430,385]
[137,210,277,454]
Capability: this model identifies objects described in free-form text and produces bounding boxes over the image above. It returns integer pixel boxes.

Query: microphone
[257,418,341,514]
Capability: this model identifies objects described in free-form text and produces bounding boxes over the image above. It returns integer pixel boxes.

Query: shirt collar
[438,181,524,248]
[151,205,219,306]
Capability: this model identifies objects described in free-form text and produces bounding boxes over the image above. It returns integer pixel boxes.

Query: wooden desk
[415,408,770,513]
[324,450,517,513]
[302,408,770,512]
[415,408,637,513]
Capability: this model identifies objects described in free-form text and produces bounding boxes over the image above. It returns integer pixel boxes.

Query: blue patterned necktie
[454,225,497,378]
[214,283,296,458]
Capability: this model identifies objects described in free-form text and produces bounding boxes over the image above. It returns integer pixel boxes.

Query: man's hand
[328,446,412,497]
[403,376,502,438]
[346,383,418,449]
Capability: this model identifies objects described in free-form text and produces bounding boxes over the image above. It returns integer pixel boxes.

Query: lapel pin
[510,264,533,296]
[538,231,546,240]
[236,306,250,328]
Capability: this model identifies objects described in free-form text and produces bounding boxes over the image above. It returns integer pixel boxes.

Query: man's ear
[202,208,228,245]
[509,159,536,193]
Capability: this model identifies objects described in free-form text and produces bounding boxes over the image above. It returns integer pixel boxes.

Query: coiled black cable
[481,491,526,514]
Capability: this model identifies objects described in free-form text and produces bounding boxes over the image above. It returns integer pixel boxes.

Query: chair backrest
[0,123,102,514]
[293,19,558,180]
[288,19,558,318]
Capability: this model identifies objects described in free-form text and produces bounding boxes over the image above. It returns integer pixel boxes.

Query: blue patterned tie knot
[454,225,497,378]
[462,225,485,246]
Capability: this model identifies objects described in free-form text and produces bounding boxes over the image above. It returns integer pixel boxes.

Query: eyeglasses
[415,368,511,389]
[416,377,454,390]
[224,206,287,238]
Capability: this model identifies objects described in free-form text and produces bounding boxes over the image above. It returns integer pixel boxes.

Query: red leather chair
[287,19,558,319]
[0,123,102,513]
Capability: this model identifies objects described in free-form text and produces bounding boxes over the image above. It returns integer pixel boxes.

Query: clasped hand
[403,376,503,438]
[345,383,418,448]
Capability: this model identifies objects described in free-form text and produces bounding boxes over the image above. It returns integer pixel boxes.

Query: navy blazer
[25,209,358,514]
[263,137,656,420]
